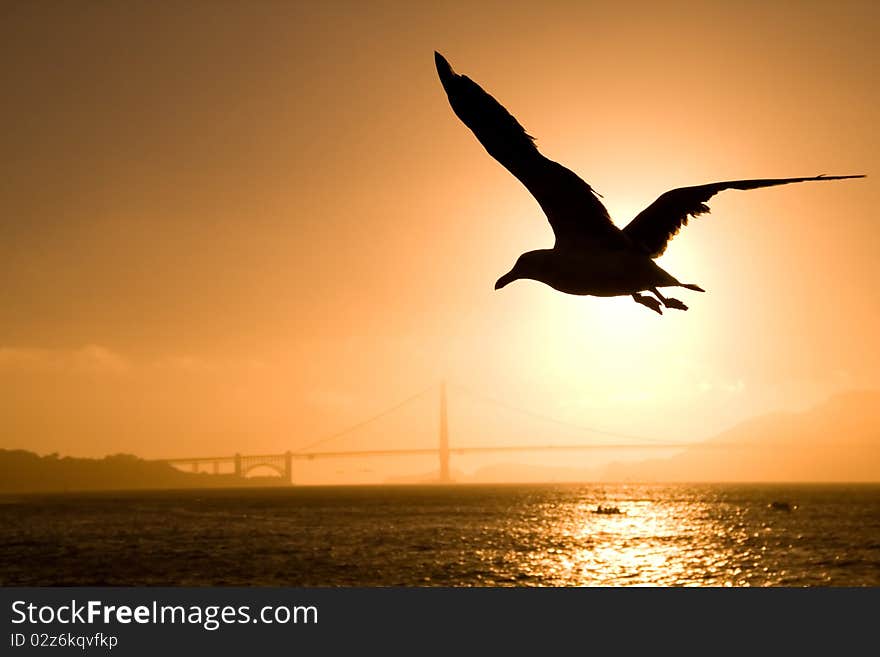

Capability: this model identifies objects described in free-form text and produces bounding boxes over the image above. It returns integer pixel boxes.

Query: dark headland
[0,450,286,494]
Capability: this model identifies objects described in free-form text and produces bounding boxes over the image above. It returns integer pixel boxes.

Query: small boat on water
[769,501,797,512]
[592,505,624,515]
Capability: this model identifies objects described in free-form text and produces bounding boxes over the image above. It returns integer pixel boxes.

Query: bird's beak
[494,271,517,290]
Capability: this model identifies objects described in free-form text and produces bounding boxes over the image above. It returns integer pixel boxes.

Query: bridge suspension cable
[294,383,439,454]
[446,381,673,445]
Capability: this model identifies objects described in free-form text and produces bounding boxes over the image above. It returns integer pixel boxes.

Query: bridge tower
[284,451,293,485]
[439,381,450,483]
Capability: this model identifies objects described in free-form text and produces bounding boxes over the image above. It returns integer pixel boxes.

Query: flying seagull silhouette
[434,52,865,314]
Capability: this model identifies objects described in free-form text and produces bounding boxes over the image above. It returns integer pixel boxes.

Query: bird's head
[494,251,545,290]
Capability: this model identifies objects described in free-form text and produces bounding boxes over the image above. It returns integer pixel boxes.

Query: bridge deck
[160,441,742,465]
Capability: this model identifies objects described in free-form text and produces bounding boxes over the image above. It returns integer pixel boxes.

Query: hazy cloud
[0,345,129,374]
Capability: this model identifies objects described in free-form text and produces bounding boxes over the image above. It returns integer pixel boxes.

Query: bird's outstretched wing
[623,175,865,258]
[435,52,627,250]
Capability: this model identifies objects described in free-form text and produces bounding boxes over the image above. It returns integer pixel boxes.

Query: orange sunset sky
[1,1,877,481]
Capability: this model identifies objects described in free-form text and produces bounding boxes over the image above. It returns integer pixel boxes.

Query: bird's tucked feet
[632,293,663,315]
[649,287,688,311]
[663,297,688,311]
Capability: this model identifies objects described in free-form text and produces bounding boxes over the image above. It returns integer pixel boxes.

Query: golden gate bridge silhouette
[160,382,695,484]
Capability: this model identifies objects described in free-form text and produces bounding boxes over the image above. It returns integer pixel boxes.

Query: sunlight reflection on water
[522,495,741,586]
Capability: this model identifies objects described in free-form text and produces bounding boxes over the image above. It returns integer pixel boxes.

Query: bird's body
[501,248,680,298]
[434,51,864,314]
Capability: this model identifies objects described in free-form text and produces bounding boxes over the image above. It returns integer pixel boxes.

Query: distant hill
[0,450,285,493]
[604,390,880,482]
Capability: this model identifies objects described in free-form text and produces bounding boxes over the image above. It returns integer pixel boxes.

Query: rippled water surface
[2,484,879,586]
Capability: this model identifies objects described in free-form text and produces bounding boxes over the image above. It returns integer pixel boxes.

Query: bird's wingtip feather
[434,51,453,77]
[816,173,866,180]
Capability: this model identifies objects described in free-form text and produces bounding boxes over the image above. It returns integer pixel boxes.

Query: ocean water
[2,483,879,586]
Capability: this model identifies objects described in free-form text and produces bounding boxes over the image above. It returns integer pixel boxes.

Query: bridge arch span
[237,453,293,483]
[242,462,286,478]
